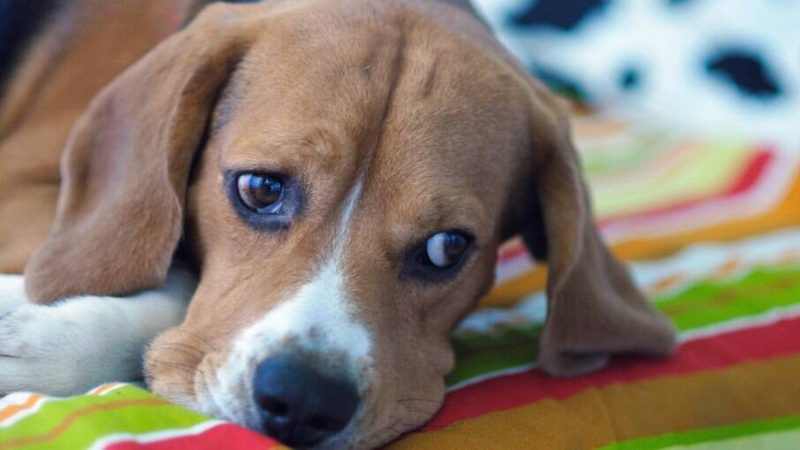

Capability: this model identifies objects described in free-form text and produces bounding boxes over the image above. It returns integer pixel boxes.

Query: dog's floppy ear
[25,5,253,303]
[511,82,677,376]
[436,0,489,27]
[438,0,480,15]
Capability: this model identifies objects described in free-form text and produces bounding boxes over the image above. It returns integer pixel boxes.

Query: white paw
[0,267,195,396]
[0,302,135,396]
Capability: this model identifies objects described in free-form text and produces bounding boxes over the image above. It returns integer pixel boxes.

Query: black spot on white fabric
[533,65,590,102]
[619,66,642,91]
[705,49,782,99]
[510,0,610,31]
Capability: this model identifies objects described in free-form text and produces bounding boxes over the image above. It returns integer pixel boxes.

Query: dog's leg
[0,266,195,396]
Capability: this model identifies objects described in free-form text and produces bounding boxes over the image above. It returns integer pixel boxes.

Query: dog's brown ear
[512,83,677,376]
[438,0,480,14]
[436,0,489,27]
[25,5,253,303]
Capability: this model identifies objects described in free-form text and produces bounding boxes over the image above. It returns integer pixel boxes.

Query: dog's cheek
[374,335,451,435]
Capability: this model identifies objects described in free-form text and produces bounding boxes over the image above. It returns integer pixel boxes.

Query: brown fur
[0,0,676,447]
[0,0,203,273]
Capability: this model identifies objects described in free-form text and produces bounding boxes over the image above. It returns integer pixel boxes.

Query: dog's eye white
[425,232,470,269]
[237,173,284,213]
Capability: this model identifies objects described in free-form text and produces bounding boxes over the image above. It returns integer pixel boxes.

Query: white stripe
[89,383,127,397]
[447,363,536,392]
[87,420,226,450]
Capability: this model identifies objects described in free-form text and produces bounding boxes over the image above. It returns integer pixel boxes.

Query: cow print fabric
[474,0,800,148]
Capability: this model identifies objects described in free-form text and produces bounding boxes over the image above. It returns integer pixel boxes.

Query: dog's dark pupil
[444,234,467,261]
[247,175,282,207]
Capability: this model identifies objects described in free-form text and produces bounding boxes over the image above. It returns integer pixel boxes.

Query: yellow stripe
[390,355,800,449]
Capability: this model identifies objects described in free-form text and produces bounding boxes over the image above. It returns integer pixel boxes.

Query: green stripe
[674,429,800,450]
[0,386,211,450]
[659,266,800,331]
[599,414,800,449]
[447,324,541,386]
[1,386,153,434]
[446,264,800,387]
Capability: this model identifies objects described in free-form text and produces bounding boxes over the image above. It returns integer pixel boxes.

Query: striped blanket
[1,113,798,449]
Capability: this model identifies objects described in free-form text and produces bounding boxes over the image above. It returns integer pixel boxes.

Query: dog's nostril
[253,355,359,447]
[259,396,289,418]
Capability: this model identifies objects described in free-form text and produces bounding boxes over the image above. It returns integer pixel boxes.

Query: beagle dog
[0,0,676,448]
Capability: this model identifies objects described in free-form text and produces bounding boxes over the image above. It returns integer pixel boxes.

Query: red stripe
[425,315,800,431]
[597,148,773,227]
[105,423,280,450]
[497,244,529,263]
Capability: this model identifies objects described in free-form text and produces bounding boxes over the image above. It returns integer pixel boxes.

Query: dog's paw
[0,302,134,396]
[0,268,194,397]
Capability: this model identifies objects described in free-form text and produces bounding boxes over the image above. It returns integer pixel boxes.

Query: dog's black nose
[253,355,359,447]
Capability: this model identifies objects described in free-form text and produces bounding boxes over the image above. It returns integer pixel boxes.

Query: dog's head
[24,0,675,448]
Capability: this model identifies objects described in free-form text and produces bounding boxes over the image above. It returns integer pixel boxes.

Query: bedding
[3,0,800,448]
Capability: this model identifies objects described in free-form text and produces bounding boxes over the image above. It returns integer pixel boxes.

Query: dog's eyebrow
[221,132,344,174]
[211,68,249,133]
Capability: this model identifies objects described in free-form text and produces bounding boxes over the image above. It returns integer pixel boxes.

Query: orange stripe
[91,384,117,396]
[0,398,168,449]
[390,354,800,449]
[0,394,43,422]
[479,267,547,307]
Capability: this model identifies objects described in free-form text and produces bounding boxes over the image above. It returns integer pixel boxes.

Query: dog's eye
[237,173,285,213]
[424,231,470,269]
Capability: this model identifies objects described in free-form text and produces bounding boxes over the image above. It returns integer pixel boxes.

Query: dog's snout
[253,355,359,447]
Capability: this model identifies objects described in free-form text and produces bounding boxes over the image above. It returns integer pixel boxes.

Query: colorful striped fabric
[0,384,283,450]
[1,117,799,449]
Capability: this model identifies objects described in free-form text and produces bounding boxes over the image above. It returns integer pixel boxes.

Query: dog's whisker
[148,342,207,359]
[169,329,218,352]
[147,359,205,377]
